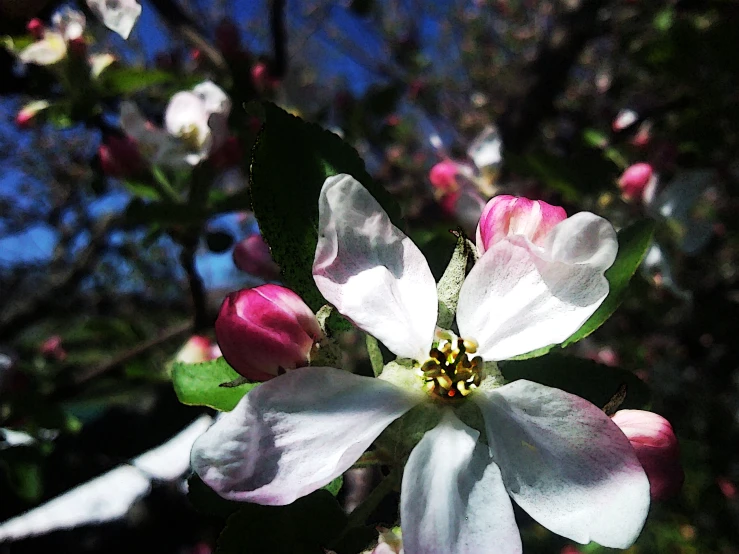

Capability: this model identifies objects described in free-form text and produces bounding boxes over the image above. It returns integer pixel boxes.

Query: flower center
[420,331,482,400]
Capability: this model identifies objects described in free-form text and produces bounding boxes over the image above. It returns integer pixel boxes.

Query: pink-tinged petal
[611,410,684,500]
[476,195,567,253]
[313,174,437,360]
[191,367,420,504]
[459,212,617,360]
[401,410,521,554]
[474,380,650,548]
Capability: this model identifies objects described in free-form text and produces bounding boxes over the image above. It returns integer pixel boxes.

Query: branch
[0,214,122,341]
[497,0,608,153]
[61,320,192,391]
[147,0,227,73]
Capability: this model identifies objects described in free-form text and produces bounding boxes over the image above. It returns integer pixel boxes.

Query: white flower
[86,0,142,40]
[467,125,502,170]
[164,81,231,166]
[119,101,189,169]
[191,175,650,553]
[19,8,86,66]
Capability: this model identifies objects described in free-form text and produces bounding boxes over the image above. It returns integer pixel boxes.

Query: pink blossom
[429,160,460,194]
[232,235,280,280]
[476,195,567,253]
[40,335,67,361]
[618,163,654,201]
[214,285,322,380]
[612,410,684,500]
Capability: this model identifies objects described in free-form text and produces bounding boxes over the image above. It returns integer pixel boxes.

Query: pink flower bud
[429,160,460,193]
[27,18,45,40]
[611,409,684,500]
[618,163,654,201]
[40,335,67,361]
[476,195,567,253]
[98,135,145,177]
[232,235,280,280]
[175,335,217,364]
[251,62,279,92]
[215,285,322,380]
[15,110,34,129]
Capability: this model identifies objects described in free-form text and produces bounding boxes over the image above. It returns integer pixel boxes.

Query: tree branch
[498,0,608,153]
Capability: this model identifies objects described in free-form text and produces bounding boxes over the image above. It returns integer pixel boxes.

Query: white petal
[86,0,142,39]
[401,410,521,554]
[474,380,650,548]
[313,174,437,360]
[19,34,67,65]
[191,367,419,504]
[165,92,211,147]
[192,81,231,117]
[457,213,617,360]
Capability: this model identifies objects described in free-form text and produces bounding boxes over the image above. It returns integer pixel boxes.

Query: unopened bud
[429,160,460,194]
[476,195,567,253]
[27,18,45,40]
[98,135,145,177]
[40,335,67,361]
[618,163,654,201]
[215,285,323,380]
[175,335,217,364]
[612,409,684,500]
[232,235,280,280]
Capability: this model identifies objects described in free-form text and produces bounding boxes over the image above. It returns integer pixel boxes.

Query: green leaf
[122,180,162,201]
[250,102,401,311]
[100,68,175,95]
[172,358,257,411]
[216,490,347,554]
[499,355,650,410]
[436,231,474,329]
[322,474,343,496]
[512,219,655,359]
[365,334,384,377]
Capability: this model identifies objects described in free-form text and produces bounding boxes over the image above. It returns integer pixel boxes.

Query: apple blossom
[15,100,50,128]
[119,101,189,169]
[40,335,66,361]
[612,108,638,132]
[165,81,232,165]
[611,410,684,500]
[192,174,650,554]
[19,8,86,66]
[232,234,279,279]
[86,0,142,40]
[214,285,323,381]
